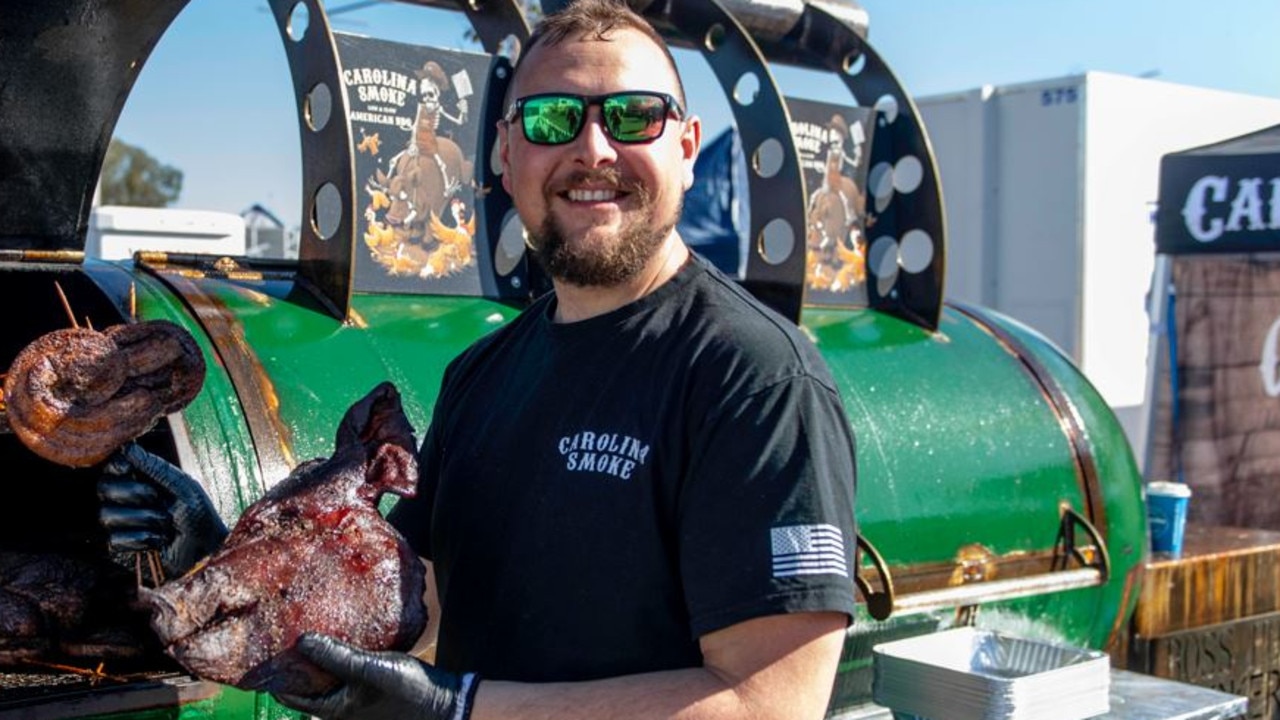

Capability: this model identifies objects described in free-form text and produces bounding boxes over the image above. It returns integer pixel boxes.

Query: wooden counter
[1133,524,1280,637]
[1129,524,1280,718]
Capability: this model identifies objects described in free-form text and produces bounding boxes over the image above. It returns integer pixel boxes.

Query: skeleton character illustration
[363,61,477,279]
[806,113,867,292]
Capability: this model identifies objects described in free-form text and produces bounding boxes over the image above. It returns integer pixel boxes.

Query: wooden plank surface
[1133,524,1280,637]
[1147,257,1280,528]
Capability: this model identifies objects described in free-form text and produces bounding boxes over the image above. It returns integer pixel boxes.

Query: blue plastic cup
[1147,481,1192,557]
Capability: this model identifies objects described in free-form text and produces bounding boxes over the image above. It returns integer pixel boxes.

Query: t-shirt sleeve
[679,373,858,638]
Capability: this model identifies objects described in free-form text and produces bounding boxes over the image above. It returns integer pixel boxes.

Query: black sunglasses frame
[504,91,686,146]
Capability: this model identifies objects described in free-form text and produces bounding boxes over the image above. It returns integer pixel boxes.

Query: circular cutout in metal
[311,182,342,241]
[305,82,332,132]
[869,162,895,213]
[877,272,897,299]
[495,212,527,277]
[899,229,934,274]
[842,51,866,76]
[758,218,795,265]
[874,94,900,125]
[868,236,899,283]
[499,34,522,62]
[287,2,309,42]
[490,136,504,176]
[704,24,726,52]
[752,138,785,179]
[733,72,760,107]
[894,155,924,194]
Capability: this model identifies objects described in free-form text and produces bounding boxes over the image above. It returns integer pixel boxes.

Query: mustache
[553,168,634,192]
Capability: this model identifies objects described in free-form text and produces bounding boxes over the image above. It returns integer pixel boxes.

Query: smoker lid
[0,0,191,253]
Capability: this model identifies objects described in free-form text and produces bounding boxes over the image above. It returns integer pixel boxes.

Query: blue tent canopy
[678,128,749,276]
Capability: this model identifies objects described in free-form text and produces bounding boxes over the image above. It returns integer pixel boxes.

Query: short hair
[508,0,686,107]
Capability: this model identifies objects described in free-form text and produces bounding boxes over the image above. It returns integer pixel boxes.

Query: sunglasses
[505,91,686,146]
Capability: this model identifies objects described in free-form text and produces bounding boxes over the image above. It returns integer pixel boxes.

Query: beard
[526,169,680,288]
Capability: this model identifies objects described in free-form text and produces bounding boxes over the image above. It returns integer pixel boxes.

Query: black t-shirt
[388,255,858,682]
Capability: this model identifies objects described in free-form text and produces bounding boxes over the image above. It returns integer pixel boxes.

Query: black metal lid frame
[267,0,531,321]
[0,0,942,330]
[753,2,947,331]
[0,0,193,252]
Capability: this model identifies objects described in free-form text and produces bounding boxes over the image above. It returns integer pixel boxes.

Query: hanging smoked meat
[3,321,205,467]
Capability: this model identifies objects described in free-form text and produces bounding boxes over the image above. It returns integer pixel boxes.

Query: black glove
[274,633,480,720]
[97,442,229,578]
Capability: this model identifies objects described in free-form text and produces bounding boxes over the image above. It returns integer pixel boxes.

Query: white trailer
[87,205,246,261]
[915,72,1280,457]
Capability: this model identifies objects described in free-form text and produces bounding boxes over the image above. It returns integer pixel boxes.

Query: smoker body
[0,256,1144,716]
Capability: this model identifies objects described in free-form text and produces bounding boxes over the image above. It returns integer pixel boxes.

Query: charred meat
[0,552,156,667]
[3,321,205,467]
[141,382,425,694]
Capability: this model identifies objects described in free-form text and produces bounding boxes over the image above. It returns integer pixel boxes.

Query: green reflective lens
[602,94,666,142]
[512,92,681,146]
[521,95,584,145]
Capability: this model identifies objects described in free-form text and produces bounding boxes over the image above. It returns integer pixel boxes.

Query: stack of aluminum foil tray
[872,627,1110,720]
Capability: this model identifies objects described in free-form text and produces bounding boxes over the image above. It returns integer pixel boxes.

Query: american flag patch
[771,524,848,578]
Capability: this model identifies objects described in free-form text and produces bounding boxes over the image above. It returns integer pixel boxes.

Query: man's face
[499,29,701,287]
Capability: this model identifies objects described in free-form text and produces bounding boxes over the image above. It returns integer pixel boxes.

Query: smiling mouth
[564,188,625,203]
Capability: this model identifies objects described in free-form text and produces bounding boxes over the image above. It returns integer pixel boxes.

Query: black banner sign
[335,33,494,295]
[784,97,874,306]
[1154,133,1280,256]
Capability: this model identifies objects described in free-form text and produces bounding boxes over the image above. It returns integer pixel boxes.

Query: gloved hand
[274,633,480,720]
[97,442,229,578]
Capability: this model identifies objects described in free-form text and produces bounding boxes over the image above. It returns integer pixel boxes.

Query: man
[101,2,858,718]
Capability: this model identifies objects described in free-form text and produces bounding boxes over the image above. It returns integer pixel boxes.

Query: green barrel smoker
[0,0,1146,717]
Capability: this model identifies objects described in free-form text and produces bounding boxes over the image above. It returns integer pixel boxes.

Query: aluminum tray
[873,627,1110,720]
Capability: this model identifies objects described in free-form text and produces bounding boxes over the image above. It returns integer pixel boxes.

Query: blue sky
[113,0,1280,227]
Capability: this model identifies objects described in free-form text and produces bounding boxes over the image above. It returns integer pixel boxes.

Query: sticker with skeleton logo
[786,98,875,305]
[337,33,493,295]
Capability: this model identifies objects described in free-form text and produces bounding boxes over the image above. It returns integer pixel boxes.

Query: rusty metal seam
[136,263,296,486]
[948,301,1109,541]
